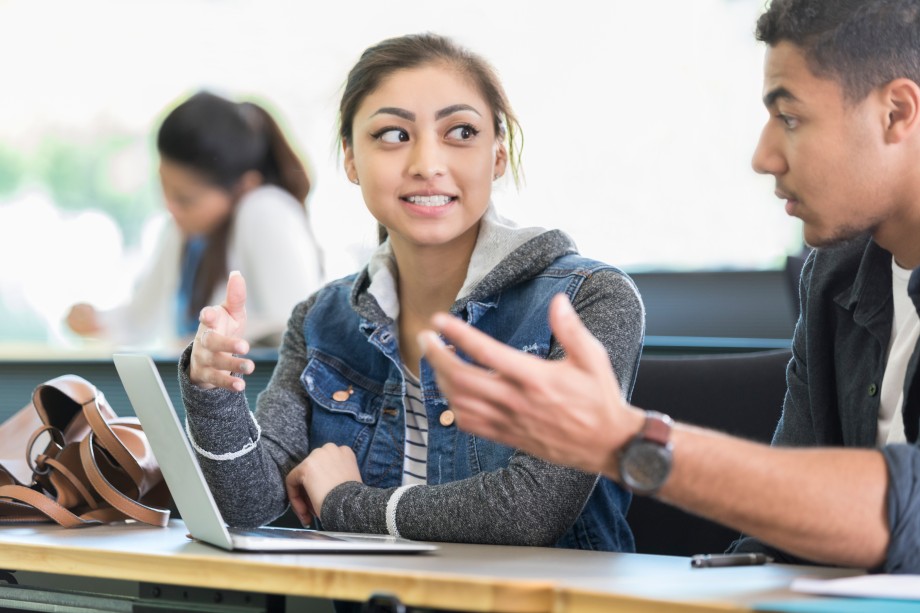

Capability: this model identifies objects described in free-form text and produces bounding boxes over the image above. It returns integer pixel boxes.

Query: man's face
[752,42,893,248]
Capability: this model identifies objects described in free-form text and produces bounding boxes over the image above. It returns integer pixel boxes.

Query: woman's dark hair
[756,0,920,103]
[337,33,523,244]
[157,91,312,319]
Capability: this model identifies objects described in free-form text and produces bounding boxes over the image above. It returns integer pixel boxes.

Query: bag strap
[79,434,170,527]
[0,484,127,527]
[80,394,148,491]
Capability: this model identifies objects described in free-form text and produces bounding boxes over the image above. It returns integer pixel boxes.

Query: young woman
[66,91,323,348]
[180,34,644,552]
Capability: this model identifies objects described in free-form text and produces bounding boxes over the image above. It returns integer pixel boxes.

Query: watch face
[621,440,672,495]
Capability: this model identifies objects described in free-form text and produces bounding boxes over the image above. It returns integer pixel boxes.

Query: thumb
[223,271,247,322]
[548,294,610,372]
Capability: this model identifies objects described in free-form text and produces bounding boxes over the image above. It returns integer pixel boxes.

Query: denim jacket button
[439,410,455,427]
[332,386,354,402]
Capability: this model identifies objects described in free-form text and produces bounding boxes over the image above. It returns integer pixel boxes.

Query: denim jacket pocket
[302,352,383,457]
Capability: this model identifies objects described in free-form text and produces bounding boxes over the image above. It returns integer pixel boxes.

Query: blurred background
[0,0,800,351]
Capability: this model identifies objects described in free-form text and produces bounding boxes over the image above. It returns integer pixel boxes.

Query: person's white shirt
[98,184,322,349]
[877,257,920,445]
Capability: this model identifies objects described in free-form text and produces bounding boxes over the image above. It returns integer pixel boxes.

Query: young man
[420,0,920,573]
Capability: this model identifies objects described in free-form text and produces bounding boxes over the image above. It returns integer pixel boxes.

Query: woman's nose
[407,135,446,179]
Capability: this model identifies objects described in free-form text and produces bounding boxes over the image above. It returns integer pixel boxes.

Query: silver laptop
[113,353,437,554]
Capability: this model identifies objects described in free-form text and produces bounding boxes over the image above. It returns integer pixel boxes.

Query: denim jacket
[181,226,644,552]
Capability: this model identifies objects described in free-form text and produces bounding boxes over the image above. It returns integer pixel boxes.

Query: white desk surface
[0,521,864,612]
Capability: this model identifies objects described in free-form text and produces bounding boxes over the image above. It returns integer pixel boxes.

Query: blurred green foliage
[30,133,160,245]
[0,131,162,342]
[0,144,24,196]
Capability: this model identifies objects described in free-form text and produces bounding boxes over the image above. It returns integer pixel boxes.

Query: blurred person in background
[66,91,323,349]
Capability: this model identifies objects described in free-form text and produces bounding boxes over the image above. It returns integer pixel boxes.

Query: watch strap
[642,411,673,446]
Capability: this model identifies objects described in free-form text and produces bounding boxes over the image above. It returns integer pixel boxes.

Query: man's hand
[419,293,644,475]
[189,271,255,391]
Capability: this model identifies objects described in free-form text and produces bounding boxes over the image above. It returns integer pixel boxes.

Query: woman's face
[344,63,507,252]
[159,158,234,237]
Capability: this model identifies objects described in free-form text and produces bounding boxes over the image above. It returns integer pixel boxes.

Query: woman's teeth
[406,195,452,207]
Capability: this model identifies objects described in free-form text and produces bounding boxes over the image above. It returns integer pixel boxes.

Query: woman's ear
[882,78,920,144]
[493,143,508,181]
[343,140,358,184]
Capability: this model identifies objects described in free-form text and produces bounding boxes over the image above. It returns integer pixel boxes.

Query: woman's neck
[390,227,479,376]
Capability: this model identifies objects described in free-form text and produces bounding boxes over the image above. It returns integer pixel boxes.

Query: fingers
[421,328,531,434]
[191,285,253,393]
[190,324,254,392]
[223,271,248,323]
[428,313,541,384]
[196,319,250,356]
[420,331,511,400]
[417,330,461,374]
[547,294,611,373]
[284,469,315,527]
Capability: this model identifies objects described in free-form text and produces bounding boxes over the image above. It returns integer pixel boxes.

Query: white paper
[792,575,920,600]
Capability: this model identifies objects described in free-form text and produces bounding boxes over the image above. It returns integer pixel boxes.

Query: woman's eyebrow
[371,107,415,121]
[368,104,482,122]
[436,104,481,119]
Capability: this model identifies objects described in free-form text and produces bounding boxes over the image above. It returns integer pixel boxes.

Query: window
[0,0,800,347]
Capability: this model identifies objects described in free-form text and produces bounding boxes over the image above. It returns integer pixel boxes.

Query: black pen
[690,553,773,568]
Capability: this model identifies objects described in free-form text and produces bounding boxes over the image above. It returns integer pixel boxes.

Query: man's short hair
[756,0,920,102]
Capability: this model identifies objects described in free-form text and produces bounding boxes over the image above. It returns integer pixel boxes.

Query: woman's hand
[284,443,363,526]
[66,303,102,336]
[189,271,254,391]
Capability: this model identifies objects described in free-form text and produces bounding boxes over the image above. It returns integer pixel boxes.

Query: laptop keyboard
[232,527,346,541]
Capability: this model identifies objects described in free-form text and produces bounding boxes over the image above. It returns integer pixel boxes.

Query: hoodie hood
[351,205,578,323]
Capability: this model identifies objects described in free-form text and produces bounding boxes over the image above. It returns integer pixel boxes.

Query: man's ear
[882,78,920,144]
[493,143,508,181]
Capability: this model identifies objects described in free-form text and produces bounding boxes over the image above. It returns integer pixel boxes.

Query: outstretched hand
[419,293,644,475]
[189,271,255,392]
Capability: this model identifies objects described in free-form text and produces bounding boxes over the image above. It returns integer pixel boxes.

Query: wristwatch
[618,411,674,496]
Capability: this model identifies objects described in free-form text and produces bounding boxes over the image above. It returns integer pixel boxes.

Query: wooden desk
[0,521,863,613]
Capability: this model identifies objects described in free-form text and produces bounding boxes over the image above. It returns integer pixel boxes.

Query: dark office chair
[625,348,791,557]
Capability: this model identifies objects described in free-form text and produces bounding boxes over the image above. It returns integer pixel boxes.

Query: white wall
[0,0,802,344]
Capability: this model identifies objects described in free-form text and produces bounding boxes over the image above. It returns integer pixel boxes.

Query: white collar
[366,204,546,320]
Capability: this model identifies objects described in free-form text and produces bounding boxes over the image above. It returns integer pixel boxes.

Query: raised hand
[189,271,255,391]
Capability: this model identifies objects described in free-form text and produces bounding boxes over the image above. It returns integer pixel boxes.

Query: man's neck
[875,207,920,270]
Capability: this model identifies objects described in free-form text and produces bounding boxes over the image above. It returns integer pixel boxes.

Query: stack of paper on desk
[791,574,920,600]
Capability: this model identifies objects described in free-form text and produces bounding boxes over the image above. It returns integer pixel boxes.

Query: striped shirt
[402,370,428,485]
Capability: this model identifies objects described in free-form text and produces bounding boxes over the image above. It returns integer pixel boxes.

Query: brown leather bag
[0,375,172,527]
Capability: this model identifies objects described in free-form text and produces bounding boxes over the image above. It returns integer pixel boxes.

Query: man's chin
[803,225,873,249]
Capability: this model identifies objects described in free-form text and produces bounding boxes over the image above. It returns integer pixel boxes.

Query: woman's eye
[375,128,409,143]
[446,125,479,141]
